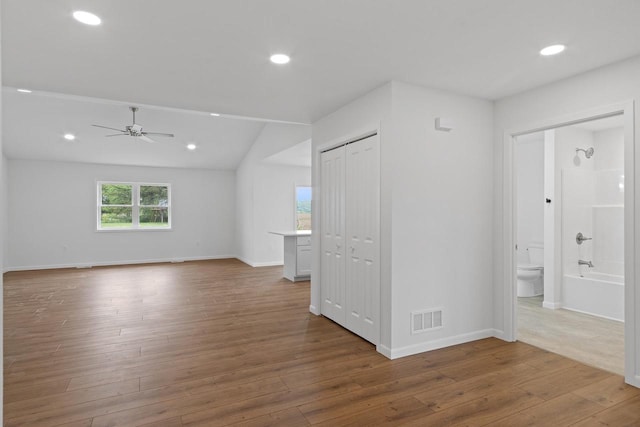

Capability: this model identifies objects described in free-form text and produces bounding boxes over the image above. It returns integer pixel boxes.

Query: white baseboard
[543,301,562,309]
[491,329,511,342]
[562,306,623,323]
[627,374,640,389]
[377,329,495,360]
[376,344,392,359]
[309,304,320,315]
[235,257,283,268]
[5,255,237,272]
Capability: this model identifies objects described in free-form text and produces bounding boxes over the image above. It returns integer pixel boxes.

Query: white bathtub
[562,272,624,321]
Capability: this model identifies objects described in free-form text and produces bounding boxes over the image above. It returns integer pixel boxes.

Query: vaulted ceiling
[3,0,640,168]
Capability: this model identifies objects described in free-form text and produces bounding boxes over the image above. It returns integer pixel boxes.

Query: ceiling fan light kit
[92,106,175,143]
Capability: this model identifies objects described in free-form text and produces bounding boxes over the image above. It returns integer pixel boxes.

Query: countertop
[269,230,312,237]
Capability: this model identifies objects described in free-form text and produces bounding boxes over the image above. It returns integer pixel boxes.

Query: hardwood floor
[517,295,625,375]
[4,259,640,426]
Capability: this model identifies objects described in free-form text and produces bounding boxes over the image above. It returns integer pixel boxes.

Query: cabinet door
[296,246,312,276]
[345,134,380,345]
[320,146,346,324]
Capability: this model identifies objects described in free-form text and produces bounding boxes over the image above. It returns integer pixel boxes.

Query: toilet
[517,242,544,297]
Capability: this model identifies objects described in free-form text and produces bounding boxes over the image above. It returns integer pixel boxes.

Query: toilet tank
[528,242,544,265]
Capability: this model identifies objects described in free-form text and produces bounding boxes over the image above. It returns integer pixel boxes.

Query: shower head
[576,147,594,159]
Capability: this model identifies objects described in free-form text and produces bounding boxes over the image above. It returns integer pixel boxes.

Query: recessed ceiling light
[210,113,220,117]
[64,133,76,141]
[73,11,101,26]
[540,44,565,56]
[270,54,290,65]
[187,143,197,150]
[17,88,32,93]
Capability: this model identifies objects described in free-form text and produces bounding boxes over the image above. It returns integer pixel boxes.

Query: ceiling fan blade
[138,135,158,143]
[105,134,127,137]
[142,132,175,137]
[92,124,127,132]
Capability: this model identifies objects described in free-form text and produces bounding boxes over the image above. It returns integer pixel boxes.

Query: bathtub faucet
[578,259,594,268]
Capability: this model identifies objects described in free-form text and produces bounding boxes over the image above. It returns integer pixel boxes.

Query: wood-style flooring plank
[4,259,638,426]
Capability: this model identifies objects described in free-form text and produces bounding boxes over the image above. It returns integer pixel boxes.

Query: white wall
[235,123,311,266]
[312,81,494,357]
[515,136,544,264]
[389,81,494,354]
[7,160,237,269]
[253,163,311,263]
[493,54,640,386]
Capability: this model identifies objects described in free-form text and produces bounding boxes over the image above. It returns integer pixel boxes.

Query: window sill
[96,227,173,233]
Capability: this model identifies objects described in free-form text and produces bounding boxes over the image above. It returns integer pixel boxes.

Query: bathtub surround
[560,124,625,320]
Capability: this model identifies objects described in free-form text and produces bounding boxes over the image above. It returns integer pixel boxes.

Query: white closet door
[320,146,346,324]
[345,134,380,344]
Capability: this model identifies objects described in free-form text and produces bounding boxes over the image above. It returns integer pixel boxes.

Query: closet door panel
[345,134,380,344]
[320,146,346,324]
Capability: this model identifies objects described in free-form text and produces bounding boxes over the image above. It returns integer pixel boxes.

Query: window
[295,186,311,230]
[98,182,171,230]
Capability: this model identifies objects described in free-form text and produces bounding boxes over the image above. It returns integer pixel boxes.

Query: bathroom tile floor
[518,295,624,375]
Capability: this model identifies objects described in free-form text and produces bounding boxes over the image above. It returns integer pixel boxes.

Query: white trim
[235,256,283,268]
[501,100,637,387]
[376,344,392,359]
[542,301,562,309]
[5,255,237,272]
[2,86,309,125]
[316,123,380,154]
[376,329,495,360]
[562,306,624,323]
[492,329,509,342]
[309,304,320,315]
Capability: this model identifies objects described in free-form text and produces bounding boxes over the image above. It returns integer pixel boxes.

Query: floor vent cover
[411,309,443,334]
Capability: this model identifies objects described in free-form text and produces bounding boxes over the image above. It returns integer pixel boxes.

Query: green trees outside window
[98,182,170,230]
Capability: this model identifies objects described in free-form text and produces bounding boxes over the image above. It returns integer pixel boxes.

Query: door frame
[501,101,638,386]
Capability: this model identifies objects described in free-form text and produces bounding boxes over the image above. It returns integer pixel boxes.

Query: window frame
[97,181,172,231]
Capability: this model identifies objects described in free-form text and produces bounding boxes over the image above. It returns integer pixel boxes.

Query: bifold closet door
[345,134,380,344]
[320,134,380,345]
[320,145,346,324]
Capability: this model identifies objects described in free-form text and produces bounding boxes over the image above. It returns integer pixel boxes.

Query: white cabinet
[270,231,312,282]
[296,237,312,277]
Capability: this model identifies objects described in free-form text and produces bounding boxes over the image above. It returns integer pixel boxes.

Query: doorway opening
[514,115,625,375]
[502,101,637,387]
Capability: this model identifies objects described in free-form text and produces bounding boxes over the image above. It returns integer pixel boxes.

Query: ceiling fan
[92,106,174,143]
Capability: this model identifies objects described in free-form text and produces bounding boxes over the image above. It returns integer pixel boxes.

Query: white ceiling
[263,140,312,168]
[3,0,640,168]
[2,89,268,169]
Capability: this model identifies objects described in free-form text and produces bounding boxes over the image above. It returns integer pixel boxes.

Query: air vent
[411,308,443,334]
